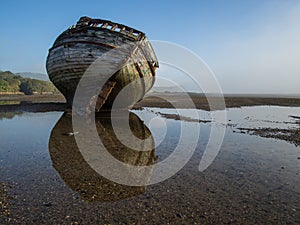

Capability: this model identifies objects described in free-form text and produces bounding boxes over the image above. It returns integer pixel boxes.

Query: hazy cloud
[212,2,300,94]
[156,2,300,95]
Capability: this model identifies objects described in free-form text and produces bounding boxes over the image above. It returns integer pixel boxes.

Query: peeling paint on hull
[46,17,159,111]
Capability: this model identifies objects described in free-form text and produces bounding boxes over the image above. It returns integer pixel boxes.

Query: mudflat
[134,92,300,110]
[0,93,299,224]
[1,92,300,112]
[1,92,299,149]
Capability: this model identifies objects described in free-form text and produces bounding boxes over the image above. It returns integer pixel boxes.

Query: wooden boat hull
[46,17,158,110]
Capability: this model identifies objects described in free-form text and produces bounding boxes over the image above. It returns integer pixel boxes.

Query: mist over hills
[15,72,50,81]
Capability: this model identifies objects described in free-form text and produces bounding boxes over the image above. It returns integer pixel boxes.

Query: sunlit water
[0,106,299,224]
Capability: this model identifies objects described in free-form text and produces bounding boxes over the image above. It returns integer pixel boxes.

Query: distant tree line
[0,111,23,120]
[0,71,60,95]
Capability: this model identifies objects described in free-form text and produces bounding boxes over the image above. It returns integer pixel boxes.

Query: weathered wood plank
[46,17,158,110]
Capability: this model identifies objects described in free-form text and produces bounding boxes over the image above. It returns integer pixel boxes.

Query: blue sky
[0,0,299,94]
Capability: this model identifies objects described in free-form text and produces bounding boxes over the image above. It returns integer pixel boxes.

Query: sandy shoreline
[1,93,299,224]
[134,92,300,110]
[0,93,65,103]
[1,92,299,147]
[1,92,300,112]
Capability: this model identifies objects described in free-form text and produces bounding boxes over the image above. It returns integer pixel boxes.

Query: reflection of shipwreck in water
[49,112,157,202]
[46,16,159,111]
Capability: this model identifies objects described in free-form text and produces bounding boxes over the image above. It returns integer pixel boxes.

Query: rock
[79,189,87,194]
[43,202,52,207]
[176,213,182,219]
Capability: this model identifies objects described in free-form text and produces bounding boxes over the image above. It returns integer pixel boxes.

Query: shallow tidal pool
[0,106,299,224]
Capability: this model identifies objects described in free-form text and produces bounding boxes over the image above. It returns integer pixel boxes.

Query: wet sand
[1,92,299,147]
[0,182,10,221]
[0,94,66,113]
[137,93,300,149]
[0,94,65,103]
[0,109,299,224]
[238,115,300,147]
[2,92,300,112]
[0,93,299,224]
[239,127,300,147]
[134,92,300,110]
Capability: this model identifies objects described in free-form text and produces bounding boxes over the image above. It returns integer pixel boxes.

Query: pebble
[176,213,182,219]
[79,189,87,194]
[43,202,52,207]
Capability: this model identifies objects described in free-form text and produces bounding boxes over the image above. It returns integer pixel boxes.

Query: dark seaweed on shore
[238,127,300,147]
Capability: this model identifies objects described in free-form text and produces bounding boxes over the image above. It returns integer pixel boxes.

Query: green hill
[0,71,59,95]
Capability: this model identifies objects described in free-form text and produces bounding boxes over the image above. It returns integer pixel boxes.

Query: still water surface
[0,106,299,224]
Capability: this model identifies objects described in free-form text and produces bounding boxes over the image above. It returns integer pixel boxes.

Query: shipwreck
[46,16,159,111]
